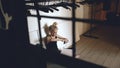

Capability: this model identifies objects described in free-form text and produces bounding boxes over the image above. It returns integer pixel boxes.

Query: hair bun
[53,22,57,26]
[43,23,50,35]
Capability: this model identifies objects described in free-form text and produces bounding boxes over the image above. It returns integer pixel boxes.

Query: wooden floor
[76,25,120,68]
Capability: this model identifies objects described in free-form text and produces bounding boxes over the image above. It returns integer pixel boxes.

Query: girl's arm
[46,36,64,43]
[57,34,69,43]
[57,34,66,39]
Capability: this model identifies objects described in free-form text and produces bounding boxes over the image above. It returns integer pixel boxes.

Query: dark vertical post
[90,4,94,34]
[30,2,46,68]
[72,0,76,58]
[34,1,42,46]
[115,0,119,15]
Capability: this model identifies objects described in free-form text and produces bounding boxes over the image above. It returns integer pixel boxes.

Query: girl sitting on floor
[43,22,68,58]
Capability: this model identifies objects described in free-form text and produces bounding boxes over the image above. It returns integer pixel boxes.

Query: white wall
[27,17,40,45]
[75,4,91,41]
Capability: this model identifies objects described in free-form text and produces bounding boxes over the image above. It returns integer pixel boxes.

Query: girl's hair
[43,23,50,36]
[49,22,58,32]
[43,22,58,36]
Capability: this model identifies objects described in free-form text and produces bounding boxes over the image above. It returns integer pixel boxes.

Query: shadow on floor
[47,54,106,68]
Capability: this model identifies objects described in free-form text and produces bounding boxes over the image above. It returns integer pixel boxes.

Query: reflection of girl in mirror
[44,22,68,58]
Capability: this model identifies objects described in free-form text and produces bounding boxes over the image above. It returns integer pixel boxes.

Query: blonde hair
[49,22,58,32]
[43,22,58,36]
[43,23,50,36]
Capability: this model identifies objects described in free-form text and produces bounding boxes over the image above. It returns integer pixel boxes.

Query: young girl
[44,22,68,58]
